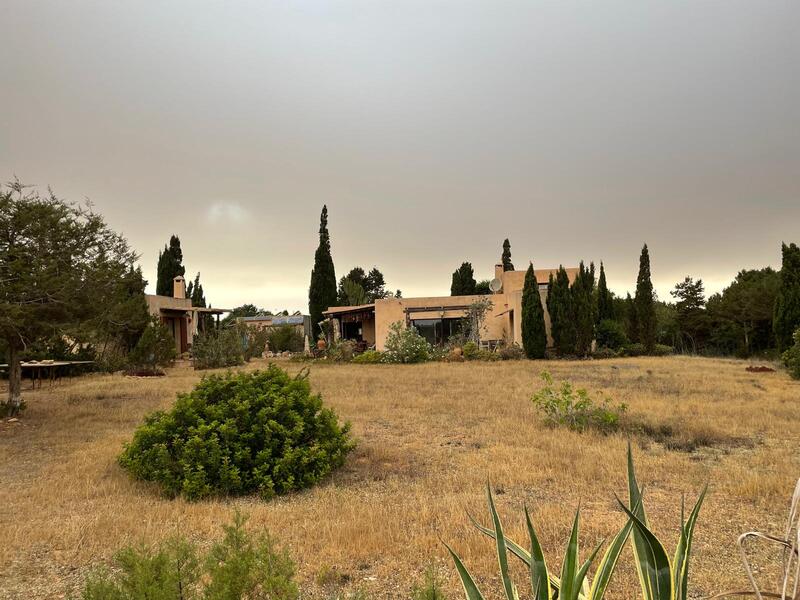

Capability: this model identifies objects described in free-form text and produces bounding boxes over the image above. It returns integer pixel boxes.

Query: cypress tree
[625,293,639,343]
[572,261,595,357]
[634,244,656,353]
[597,262,614,322]
[308,205,338,338]
[450,262,476,295]
[549,266,577,355]
[774,242,800,351]
[521,263,547,358]
[155,234,185,296]
[501,239,514,271]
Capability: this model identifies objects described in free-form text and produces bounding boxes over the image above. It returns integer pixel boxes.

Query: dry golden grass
[1,356,798,599]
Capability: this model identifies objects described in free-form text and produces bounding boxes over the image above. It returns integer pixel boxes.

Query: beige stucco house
[324,263,578,351]
[145,276,229,354]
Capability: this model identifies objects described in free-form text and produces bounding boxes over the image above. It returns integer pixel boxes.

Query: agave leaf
[524,506,551,600]
[443,541,487,600]
[575,538,605,597]
[628,442,659,600]
[560,508,582,600]
[486,483,519,600]
[673,486,707,600]
[588,514,634,600]
[468,513,567,593]
[616,495,673,600]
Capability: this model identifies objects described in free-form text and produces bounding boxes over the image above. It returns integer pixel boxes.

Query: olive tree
[0,180,143,416]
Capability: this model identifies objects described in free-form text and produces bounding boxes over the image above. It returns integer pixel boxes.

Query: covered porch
[324,304,376,350]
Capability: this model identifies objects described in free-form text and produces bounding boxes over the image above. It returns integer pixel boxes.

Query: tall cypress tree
[521,263,547,358]
[625,292,639,343]
[155,234,185,296]
[774,242,800,351]
[634,244,656,353]
[451,262,477,295]
[308,206,338,338]
[549,266,577,355]
[597,262,614,322]
[572,261,595,357]
[501,239,514,271]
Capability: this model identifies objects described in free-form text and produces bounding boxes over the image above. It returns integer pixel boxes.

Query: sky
[1,1,798,313]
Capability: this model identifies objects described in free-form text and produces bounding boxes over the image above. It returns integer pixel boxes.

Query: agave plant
[444,444,706,600]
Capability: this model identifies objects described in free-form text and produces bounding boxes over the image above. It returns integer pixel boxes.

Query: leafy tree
[337,266,389,304]
[547,266,577,355]
[475,279,492,294]
[450,262,477,296]
[572,261,596,357]
[501,238,514,271]
[521,263,547,358]
[670,276,709,353]
[127,316,177,374]
[308,205,337,339]
[634,244,656,353]
[340,277,367,306]
[774,242,800,352]
[0,180,143,415]
[156,235,185,296]
[596,262,615,322]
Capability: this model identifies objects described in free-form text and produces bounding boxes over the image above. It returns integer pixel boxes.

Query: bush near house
[352,349,384,364]
[79,512,299,600]
[383,322,431,364]
[192,327,245,370]
[267,324,304,353]
[126,316,177,376]
[119,366,354,500]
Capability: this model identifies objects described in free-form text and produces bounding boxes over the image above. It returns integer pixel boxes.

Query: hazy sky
[2,1,798,312]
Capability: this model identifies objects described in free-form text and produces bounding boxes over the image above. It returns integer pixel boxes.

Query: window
[410,318,462,346]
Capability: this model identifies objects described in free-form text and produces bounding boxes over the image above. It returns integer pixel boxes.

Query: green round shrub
[119,365,354,500]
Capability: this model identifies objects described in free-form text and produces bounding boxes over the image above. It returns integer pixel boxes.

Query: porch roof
[323,303,375,316]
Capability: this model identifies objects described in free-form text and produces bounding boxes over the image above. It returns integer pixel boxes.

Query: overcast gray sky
[2,1,798,312]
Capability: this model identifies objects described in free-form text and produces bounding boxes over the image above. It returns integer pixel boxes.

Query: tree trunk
[6,342,22,417]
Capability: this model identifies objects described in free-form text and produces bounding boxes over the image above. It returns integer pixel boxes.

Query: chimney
[494,263,504,281]
[173,276,186,299]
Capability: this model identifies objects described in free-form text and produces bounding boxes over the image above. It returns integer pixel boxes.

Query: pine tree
[774,242,800,351]
[155,234,186,296]
[572,261,595,357]
[521,263,547,358]
[501,239,514,271]
[596,262,614,322]
[450,262,477,295]
[634,244,656,353]
[308,206,338,338]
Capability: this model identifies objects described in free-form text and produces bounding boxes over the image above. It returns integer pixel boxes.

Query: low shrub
[327,339,356,363]
[383,322,431,364]
[119,365,354,500]
[498,343,524,361]
[781,328,800,379]
[79,512,298,600]
[531,371,626,433]
[267,325,304,353]
[411,565,448,600]
[126,316,177,375]
[592,346,619,360]
[595,318,629,350]
[352,349,384,364]
[621,342,646,357]
[244,326,269,360]
[192,327,245,370]
[653,343,674,356]
[476,349,500,361]
[462,341,479,360]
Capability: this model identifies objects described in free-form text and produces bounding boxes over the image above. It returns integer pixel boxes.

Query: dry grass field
[1,356,798,599]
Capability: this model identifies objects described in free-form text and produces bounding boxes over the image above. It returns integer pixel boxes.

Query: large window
[410,318,462,346]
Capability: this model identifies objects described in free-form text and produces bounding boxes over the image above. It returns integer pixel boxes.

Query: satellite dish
[489,278,502,292]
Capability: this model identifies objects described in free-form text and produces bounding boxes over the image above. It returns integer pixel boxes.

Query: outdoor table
[0,361,95,389]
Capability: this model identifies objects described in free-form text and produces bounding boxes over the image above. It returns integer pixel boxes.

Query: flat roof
[323,303,375,315]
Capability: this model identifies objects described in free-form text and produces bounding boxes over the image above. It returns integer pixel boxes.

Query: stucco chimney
[494,263,504,281]
[173,276,186,299]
